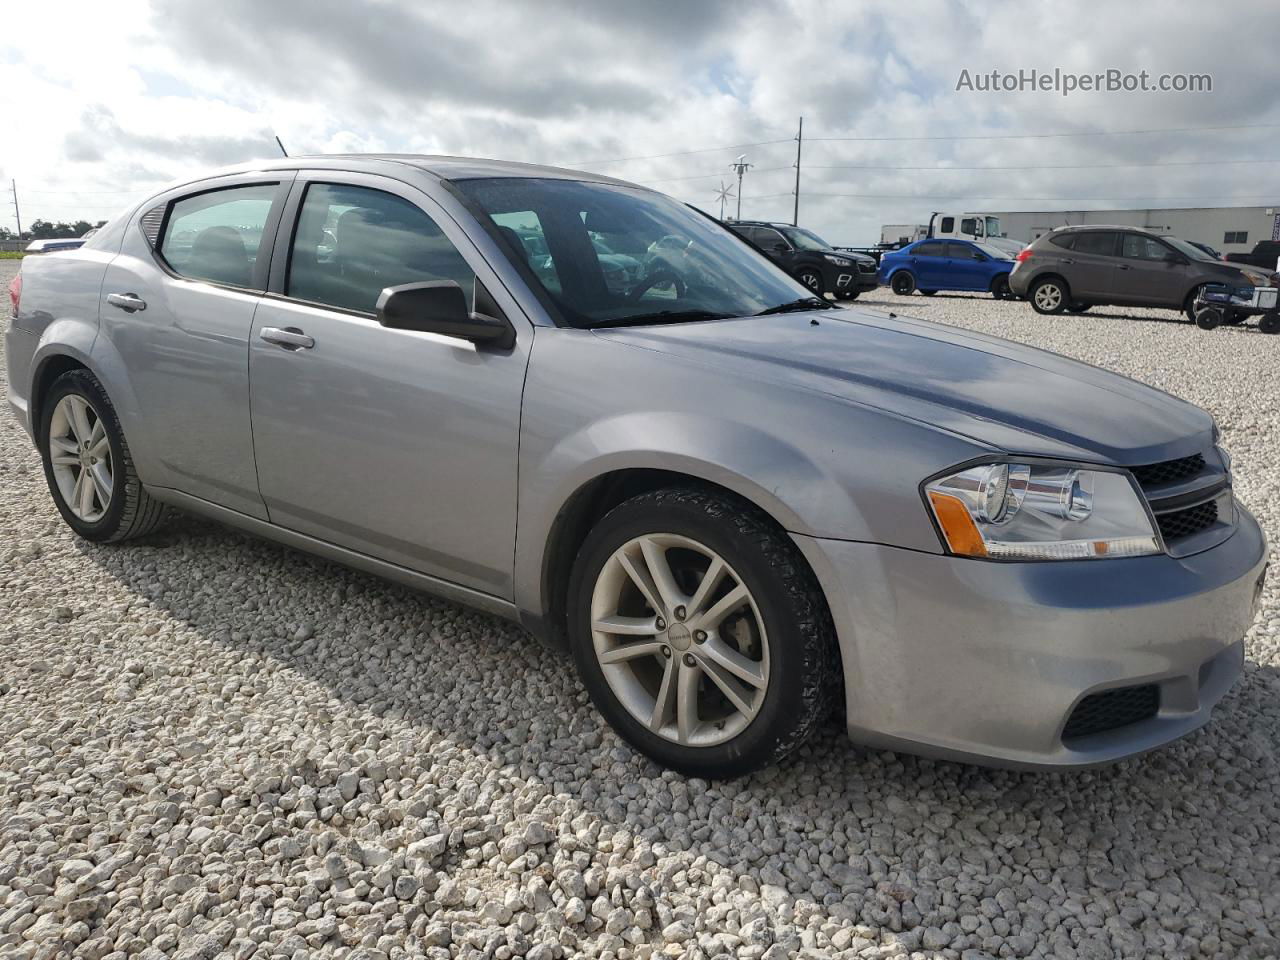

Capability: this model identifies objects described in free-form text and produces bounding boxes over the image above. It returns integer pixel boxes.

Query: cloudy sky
[3,0,1279,244]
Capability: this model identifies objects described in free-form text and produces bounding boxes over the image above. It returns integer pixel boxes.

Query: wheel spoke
[638,537,685,613]
[685,556,726,618]
[695,583,749,629]
[89,463,112,507]
[699,656,756,718]
[68,397,93,445]
[675,661,700,744]
[592,614,658,637]
[50,436,79,455]
[599,641,665,665]
[649,656,677,732]
[699,636,766,689]
[51,453,80,467]
[618,549,664,615]
[78,467,96,516]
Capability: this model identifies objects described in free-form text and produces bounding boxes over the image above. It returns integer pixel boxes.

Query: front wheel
[990,275,1012,300]
[1029,277,1068,314]
[1195,306,1222,330]
[890,271,916,296]
[1066,302,1091,313]
[39,370,166,542]
[1184,285,1208,322]
[837,290,860,301]
[795,268,824,296]
[568,487,836,778]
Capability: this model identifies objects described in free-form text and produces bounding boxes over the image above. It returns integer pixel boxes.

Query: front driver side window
[287,183,475,314]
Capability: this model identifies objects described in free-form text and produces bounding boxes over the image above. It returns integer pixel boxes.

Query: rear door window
[914,241,945,257]
[286,183,475,314]
[159,183,279,288]
[754,227,788,249]
[1070,232,1119,257]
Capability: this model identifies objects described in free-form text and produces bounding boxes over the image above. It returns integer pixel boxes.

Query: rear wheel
[568,487,836,778]
[39,370,166,542]
[890,271,916,296]
[795,267,824,296]
[1029,277,1068,314]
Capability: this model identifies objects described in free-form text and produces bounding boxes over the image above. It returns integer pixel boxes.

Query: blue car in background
[879,238,1016,300]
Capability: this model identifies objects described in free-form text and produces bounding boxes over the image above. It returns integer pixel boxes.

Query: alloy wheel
[1034,283,1062,311]
[48,394,113,522]
[589,533,769,747]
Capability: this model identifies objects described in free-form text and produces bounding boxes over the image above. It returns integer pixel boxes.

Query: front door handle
[1117,264,1132,271]
[260,326,315,350]
[106,292,147,312]
[1060,258,1075,265]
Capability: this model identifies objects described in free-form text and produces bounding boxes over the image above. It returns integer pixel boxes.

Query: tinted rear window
[1070,232,1118,257]
[1048,234,1075,249]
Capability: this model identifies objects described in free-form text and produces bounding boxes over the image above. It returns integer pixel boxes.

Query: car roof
[1048,223,1159,235]
[192,154,647,188]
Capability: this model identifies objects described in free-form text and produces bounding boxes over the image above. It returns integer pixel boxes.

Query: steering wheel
[628,267,687,301]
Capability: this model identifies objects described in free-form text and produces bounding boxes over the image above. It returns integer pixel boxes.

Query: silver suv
[5,157,1267,776]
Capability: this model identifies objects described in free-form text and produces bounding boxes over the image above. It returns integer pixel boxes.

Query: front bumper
[793,505,1268,769]
[832,263,879,293]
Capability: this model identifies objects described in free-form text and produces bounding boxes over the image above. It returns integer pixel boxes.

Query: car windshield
[455,178,808,327]
[985,216,1002,237]
[781,227,833,251]
[1166,236,1215,262]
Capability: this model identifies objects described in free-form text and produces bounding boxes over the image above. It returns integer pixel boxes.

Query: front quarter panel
[513,326,985,619]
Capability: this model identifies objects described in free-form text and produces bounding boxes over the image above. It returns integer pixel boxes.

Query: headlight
[823,254,851,266]
[925,461,1159,560]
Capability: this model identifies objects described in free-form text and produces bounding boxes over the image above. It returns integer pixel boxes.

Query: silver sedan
[5,156,1267,777]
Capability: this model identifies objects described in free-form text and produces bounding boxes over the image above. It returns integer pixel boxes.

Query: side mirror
[376,280,514,349]
[974,253,988,262]
[1164,252,1188,265]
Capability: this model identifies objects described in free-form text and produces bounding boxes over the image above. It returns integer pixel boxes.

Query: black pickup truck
[1225,240,1280,270]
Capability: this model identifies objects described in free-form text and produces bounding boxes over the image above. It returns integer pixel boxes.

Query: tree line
[0,219,107,241]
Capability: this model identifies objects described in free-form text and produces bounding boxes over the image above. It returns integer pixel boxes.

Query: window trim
[142,175,294,293]
[266,170,511,326]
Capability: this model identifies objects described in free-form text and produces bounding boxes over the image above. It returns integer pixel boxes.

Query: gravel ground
[1,259,1278,960]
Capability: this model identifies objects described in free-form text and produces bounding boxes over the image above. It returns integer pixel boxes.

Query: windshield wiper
[754,297,837,316]
[586,309,730,329]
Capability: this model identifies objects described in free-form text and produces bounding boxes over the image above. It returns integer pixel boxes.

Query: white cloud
[2,0,1278,242]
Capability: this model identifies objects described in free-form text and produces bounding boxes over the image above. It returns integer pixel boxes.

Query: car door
[1114,233,1183,306]
[752,227,794,271]
[1058,231,1120,300]
[247,172,530,598]
[910,240,946,287]
[944,242,987,290]
[97,174,293,519]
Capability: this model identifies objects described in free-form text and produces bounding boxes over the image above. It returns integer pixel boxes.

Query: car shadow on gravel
[75,509,1280,949]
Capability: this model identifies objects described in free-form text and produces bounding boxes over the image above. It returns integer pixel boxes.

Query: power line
[562,138,793,167]
[805,121,1280,143]
[806,158,1280,172]
[750,191,1280,203]
[637,166,792,185]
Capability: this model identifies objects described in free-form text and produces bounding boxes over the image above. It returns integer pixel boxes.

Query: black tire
[567,487,837,779]
[1195,306,1222,331]
[919,290,937,297]
[1066,303,1091,313]
[890,271,916,296]
[39,369,166,543]
[1261,312,1280,335]
[1222,310,1244,326]
[794,268,824,296]
[837,290,860,301]
[1029,276,1068,314]
[990,275,1012,300]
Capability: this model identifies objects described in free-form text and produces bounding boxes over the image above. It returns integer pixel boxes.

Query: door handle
[1117,264,1132,271]
[106,292,147,312]
[260,326,315,350]
[1060,258,1075,265]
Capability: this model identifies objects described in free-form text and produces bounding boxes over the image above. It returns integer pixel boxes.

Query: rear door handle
[260,326,315,350]
[1117,264,1132,271]
[106,292,147,312]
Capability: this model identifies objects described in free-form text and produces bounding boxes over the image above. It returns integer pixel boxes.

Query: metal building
[985,205,1280,254]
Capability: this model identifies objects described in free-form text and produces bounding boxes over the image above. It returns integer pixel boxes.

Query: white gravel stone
[1,267,1278,959]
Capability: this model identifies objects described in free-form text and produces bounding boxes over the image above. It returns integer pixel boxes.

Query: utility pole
[730,156,751,220]
[10,180,22,240]
[792,116,803,227]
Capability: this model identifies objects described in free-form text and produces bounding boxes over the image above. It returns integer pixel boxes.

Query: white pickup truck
[882,213,1024,257]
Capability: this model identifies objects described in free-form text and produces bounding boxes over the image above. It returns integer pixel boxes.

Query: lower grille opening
[1156,500,1218,542]
[1063,684,1159,739]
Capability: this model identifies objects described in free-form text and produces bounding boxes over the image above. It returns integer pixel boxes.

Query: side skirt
[144,486,521,622]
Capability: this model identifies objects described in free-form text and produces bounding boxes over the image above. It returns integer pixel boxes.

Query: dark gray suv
[1010,225,1278,320]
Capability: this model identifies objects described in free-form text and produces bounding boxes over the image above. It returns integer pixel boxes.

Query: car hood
[594,308,1213,464]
